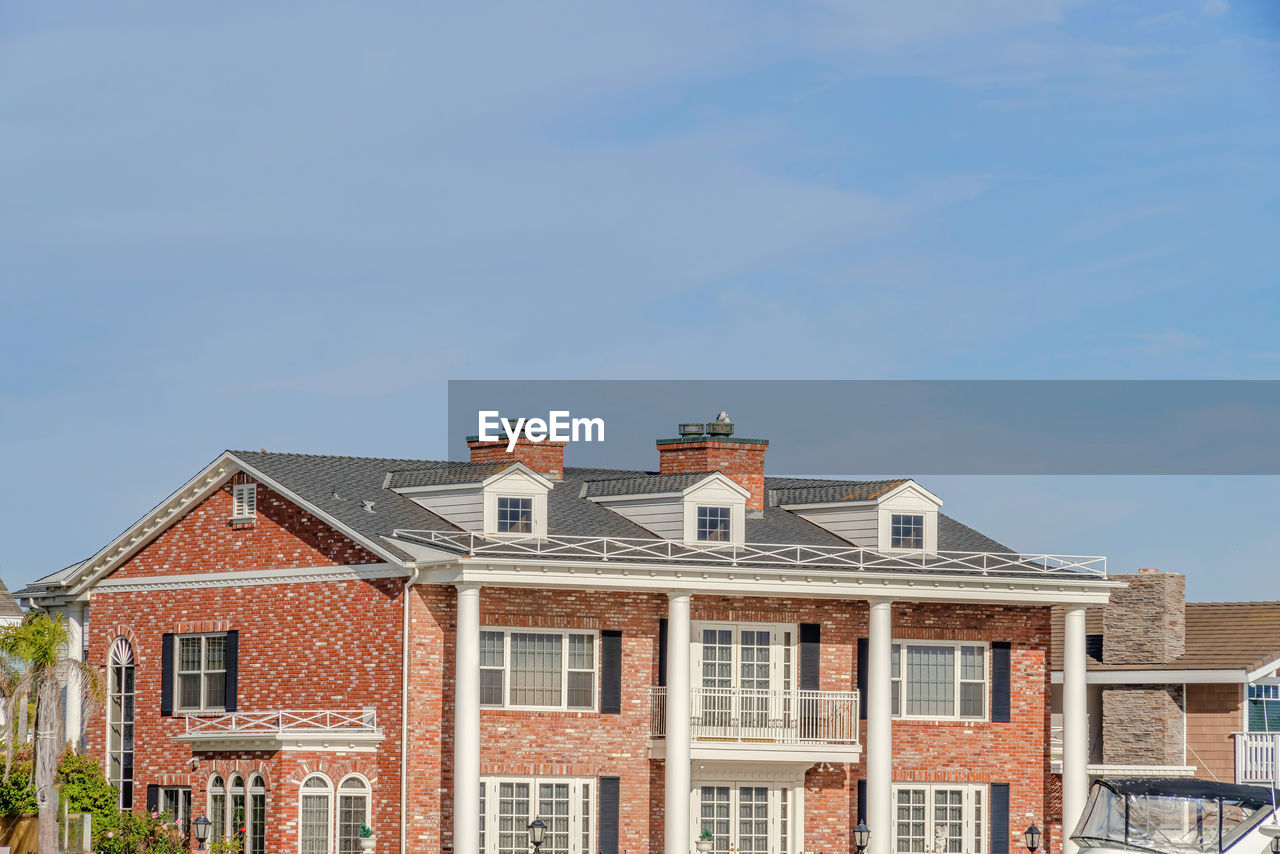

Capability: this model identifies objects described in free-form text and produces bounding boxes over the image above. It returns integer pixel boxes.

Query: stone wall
[1102,571,1185,665]
[1101,684,1186,766]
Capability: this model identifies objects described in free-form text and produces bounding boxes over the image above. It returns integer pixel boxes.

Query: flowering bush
[95,808,188,854]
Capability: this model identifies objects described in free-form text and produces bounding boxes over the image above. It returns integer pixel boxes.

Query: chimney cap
[706,411,734,437]
[678,422,705,437]
[1139,567,1159,573]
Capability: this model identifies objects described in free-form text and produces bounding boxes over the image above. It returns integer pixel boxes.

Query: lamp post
[193,815,212,851]
[854,822,871,854]
[1024,825,1042,854]
[528,818,547,854]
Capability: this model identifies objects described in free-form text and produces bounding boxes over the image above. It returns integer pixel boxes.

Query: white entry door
[692,623,795,738]
[695,784,798,854]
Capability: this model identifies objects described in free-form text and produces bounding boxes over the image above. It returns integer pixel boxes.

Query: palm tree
[0,611,100,854]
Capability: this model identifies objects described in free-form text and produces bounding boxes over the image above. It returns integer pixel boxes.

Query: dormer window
[231,483,256,522]
[696,506,731,542]
[497,496,533,534]
[891,514,924,549]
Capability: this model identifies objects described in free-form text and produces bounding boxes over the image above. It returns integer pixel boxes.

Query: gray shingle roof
[582,472,720,498]
[385,462,519,489]
[767,478,908,506]
[0,577,23,618]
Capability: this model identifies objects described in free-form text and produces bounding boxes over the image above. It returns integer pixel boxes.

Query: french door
[696,784,797,854]
[692,623,795,738]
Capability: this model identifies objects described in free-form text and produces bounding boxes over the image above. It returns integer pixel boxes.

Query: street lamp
[193,815,212,850]
[854,821,871,854]
[528,818,547,854]
[1024,825,1042,854]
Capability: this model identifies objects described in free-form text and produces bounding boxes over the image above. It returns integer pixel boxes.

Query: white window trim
[480,775,594,854]
[690,622,798,693]
[231,483,257,522]
[690,780,802,854]
[247,773,267,854]
[106,637,135,809]
[891,640,990,722]
[695,505,733,543]
[479,627,600,712]
[336,773,373,852]
[890,513,926,550]
[175,632,229,714]
[494,495,535,535]
[891,782,987,854]
[299,773,335,854]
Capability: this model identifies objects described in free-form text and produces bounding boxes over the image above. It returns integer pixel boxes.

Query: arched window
[337,776,371,854]
[300,774,333,854]
[229,774,246,840]
[248,774,267,854]
[106,639,135,808]
[209,775,226,844]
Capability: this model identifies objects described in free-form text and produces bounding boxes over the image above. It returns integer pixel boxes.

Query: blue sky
[2,2,1278,599]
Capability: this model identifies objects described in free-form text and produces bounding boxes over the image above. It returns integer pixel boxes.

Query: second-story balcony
[1233,731,1280,784]
[173,708,385,752]
[649,686,860,764]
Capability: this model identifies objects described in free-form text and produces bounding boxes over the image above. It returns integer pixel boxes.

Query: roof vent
[361,500,376,513]
[678,422,705,437]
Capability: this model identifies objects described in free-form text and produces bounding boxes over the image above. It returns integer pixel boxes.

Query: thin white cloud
[1203,0,1230,16]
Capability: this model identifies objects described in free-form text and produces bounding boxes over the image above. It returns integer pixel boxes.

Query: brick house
[19,421,1116,854]
[1048,569,1280,786]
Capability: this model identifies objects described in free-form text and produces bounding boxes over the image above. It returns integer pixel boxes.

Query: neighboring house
[18,420,1115,854]
[1049,569,1280,786]
[0,576,23,626]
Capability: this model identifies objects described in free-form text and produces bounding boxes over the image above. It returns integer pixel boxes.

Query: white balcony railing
[1233,731,1280,785]
[650,686,859,745]
[183,708,378,737]
[392,530,1106,577]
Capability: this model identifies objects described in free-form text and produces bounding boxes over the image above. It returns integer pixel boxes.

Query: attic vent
[361,500,376,513]
[231,483,257,521]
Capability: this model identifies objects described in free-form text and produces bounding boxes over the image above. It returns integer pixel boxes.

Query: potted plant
[359,822,376,852]
[695,828,715,853]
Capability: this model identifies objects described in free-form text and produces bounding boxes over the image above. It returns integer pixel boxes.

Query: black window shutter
[799,623,821,691]
[601,630,622,714]
[657,619,668,687]
[160,633,175,717]
[857,637,868,720]
[990,783,1010,854]
[146,784,160,814]
[991,641,1011,723]
[224,630,239,713]
[857,778,867,823]
[598,776,620,854]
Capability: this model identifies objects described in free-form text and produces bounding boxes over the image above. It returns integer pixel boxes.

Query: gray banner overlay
[447,380,1280,475]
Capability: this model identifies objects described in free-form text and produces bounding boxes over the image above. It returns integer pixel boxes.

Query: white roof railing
[391,530,1106,577]
[183,708,378,736]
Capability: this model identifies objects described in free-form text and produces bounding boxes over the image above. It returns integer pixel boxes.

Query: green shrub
[95,807,188,854]
[0,746,36,817]
[57,751,119,830]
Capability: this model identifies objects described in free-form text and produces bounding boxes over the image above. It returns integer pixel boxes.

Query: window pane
[179,674,201,709]
[905,645,955,717]
[538,783,571,854]
[179,637,202,672]
[497,782,531,854]
[697,506,731,542]
[205,672,227,709]
[497,497,533,534]
[251,792,266,854]
[509,633,563,707]
[960,682,985,718]
[480,631,505,667]
[960,646,984,680]
[338,794,368,854]
[700,786,731,854]
[567,634,593,670]
[567,671,593,709]
[892,514,925,549]
[205,636,226,671]
[301,794,331,854]
[481,669,505,706]
[737,787,769,854]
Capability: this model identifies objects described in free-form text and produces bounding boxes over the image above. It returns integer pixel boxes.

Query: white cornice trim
[412,558,1117,605]
[172,731,385,753]
[1050,668,1250,684]
[94,563,408,594]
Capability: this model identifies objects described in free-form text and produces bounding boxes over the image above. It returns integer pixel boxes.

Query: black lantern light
[854,821,871,854]
[1270,835,1280,854]
[529,818,547,854]
[1024,825,1042,854]
[193,814,212,850]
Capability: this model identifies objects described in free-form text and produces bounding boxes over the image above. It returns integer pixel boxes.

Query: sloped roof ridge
[231,449,445,466]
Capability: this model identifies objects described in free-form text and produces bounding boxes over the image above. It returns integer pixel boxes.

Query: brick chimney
[657,415,769,511]
[467,434,565,481]
[1102,568,1186,665]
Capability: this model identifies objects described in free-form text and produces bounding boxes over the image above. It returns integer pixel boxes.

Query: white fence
[184,708,378,736]
[1234,731,1280,785]
[651,686,859,745]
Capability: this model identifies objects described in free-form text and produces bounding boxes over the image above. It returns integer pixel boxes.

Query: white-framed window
[158,786,191,837]
[892,783,985,854]
[891,514,925,549]
[479,628,597,711]
[177,633,228,712]
[300,774,334,854]
[891,641,988,720]
[209,775,227,843]
[695,783,800,854]
[207,772,266,849]
[232,483,257,521]
[696,506,731,542]
[496,497,533,534]
[479,776,593,854]
[1248,681,1280,731]
[249,774,267,854]
[337,776,372,854]
[106,638,135,809]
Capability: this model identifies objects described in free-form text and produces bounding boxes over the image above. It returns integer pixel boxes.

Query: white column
[665,592,692,854]
[63,604,84,747]
[454,584,482,854]
[1062,605,1088,854]
[866,598,894,854]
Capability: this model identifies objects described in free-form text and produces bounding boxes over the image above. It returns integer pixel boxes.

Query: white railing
[393,530,1106,577]
[1234,731,1280,784]
[184,709,378,736]
[650,686,859,745]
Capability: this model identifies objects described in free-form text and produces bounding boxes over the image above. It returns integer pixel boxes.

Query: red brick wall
[656,440,769,509]
[468,438,566,480]
[84,475,402,853]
